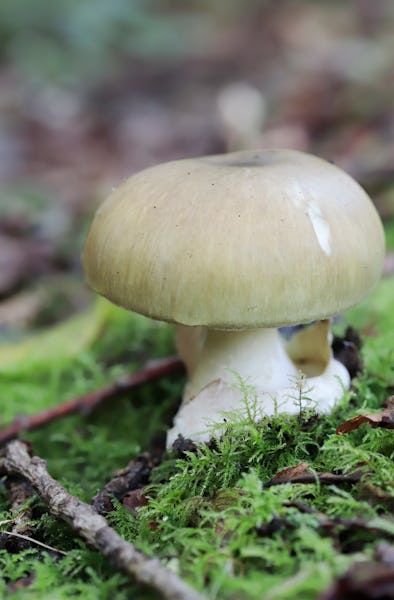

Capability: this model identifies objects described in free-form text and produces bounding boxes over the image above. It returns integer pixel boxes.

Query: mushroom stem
[167,323,350,447]
[175,325,206,378]
[184,327,299,400]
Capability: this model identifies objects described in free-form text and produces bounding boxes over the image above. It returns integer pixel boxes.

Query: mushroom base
[167,323,350,447]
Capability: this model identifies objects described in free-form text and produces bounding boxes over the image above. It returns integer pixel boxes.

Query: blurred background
[0,0,393,338]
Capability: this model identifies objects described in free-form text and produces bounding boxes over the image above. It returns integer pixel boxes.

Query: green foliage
[124,383,393,598]
[129,466,376,599]
[0,547,153,599]
[151,414,320,502]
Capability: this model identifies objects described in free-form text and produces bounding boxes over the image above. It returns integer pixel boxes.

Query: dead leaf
[336,397,394,434]
[122,489,148,516]
[93,450,161,515]
[7,575,35,593]
[264,462,364,487]
[265,462,311,485]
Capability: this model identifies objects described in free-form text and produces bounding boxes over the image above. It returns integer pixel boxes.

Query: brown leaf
[122,489,148,516]
[336,397,394,434]
[265,462,311,485]
[264,462,364,487]
[7,575,35,592]
[92,450,162,515]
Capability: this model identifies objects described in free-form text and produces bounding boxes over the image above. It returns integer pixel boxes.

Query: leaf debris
[336,397,394,434]
[264,462,365,487]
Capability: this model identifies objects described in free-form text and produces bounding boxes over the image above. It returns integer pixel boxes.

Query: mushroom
[83,149,385,446]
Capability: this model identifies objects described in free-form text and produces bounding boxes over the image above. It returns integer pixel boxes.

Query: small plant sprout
[202,373,264,441]
[287,371,316,419]
[83,149,385,446]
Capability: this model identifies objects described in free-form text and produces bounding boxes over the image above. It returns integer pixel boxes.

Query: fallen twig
[0,530,67,555]
[1,475,37,552]
[0,356,184,446]
[285,501,394,537]
[1,441,205,600]
[358,481,394,511]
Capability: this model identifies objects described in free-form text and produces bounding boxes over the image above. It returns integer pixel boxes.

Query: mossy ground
[0,224,393,599]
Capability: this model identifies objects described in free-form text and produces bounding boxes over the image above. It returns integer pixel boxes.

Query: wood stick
[0,357,184,446]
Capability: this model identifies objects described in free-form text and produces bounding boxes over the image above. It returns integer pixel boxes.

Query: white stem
[184,328,299,401]
[175,325,206,378]
[167,324,351,447]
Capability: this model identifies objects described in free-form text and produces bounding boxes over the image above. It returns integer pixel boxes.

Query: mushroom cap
[83,149,385,328]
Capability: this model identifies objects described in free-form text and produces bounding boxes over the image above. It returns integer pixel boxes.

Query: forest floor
[0,2,393,598]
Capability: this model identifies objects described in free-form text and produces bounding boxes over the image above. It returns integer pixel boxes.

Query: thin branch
[284,502,394,537]
[3,475,36,551]
[264,470,364,486]
[0,531,67,555]
[1,441,205,600]
[0,357,184,446]
[0,519,16,527]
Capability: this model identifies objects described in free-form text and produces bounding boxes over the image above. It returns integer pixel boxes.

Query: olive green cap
[83,149,385,328]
